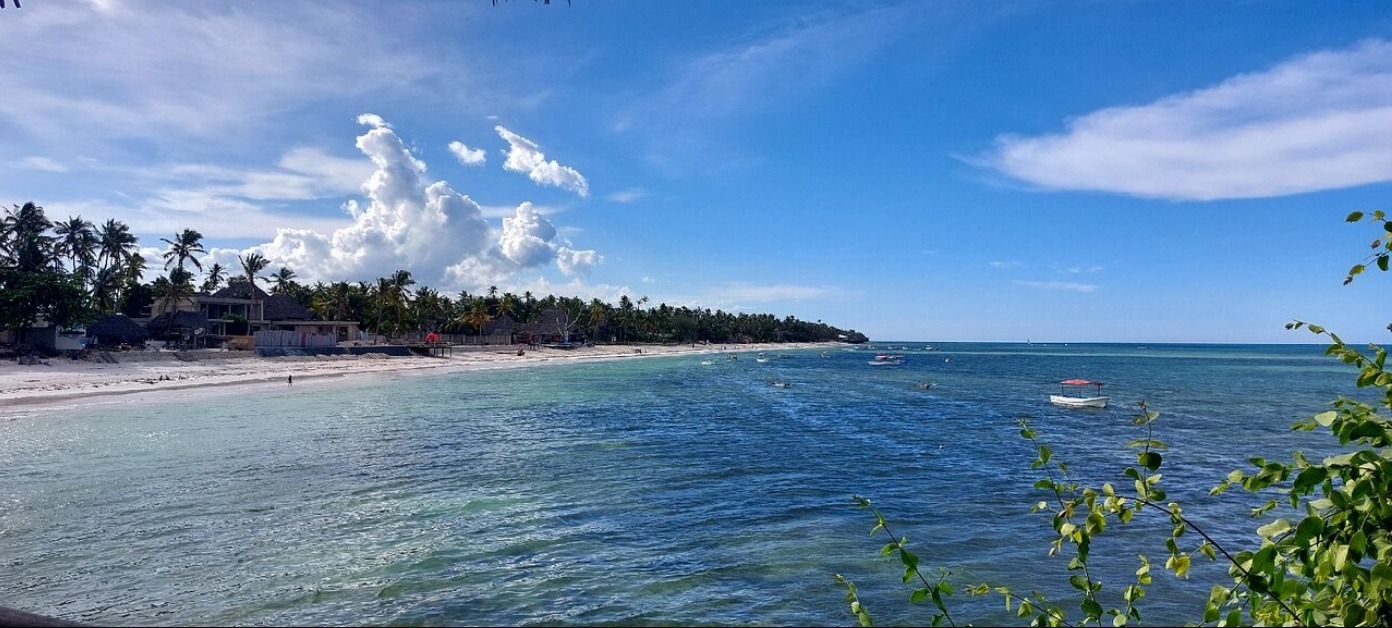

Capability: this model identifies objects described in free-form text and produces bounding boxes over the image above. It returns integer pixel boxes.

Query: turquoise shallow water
[0,343,1370,626]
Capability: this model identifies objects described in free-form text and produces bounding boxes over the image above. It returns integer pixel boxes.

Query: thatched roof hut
[87,314,148,346]
[146,311,209,338]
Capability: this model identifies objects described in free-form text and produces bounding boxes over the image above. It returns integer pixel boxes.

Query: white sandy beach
[0,342,841,409]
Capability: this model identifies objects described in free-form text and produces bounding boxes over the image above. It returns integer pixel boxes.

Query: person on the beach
[288,374,293,385]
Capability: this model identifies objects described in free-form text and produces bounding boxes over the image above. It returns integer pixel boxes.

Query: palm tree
[587,298,608,342]
[96,219,136,275]
[92,266,122,314]
[201,262,228,293]
[159,229,205,313]
[330,281,353,321]
[522,290,536,323]
[617,295,635,343]
[371,277,394,336]
[54,216,96,279]
[465,298,492,344]
[96,219,138,305]
[2,202,56,273]
[496,292,519,321]
[160,229,205,276]
[268,266,297,295]
[389,269,415,336]
[239,252,270,326]
[121,252,147,287]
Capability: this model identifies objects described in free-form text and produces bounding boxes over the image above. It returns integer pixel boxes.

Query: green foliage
[842,214,1392,626]
[1343,210,1391,285]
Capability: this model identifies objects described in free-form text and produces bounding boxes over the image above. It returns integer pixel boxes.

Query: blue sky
[2,1,1390,343]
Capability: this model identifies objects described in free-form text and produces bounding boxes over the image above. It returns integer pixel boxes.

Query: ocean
[0,342,1370,626]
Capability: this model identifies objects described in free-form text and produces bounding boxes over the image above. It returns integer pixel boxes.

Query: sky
[2,0,1390,343]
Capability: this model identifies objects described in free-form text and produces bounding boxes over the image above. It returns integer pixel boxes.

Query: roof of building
[87,314,149,343]
[146,310,210,335]
[483,314,518,335]
[207,283,313,320]
[209,283,272,300]
[519,308,575,335]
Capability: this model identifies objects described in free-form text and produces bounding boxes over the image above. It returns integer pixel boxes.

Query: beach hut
[87,314,149,348]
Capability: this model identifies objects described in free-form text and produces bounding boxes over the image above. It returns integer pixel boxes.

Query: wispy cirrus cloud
[616,4,921,173]
[0,3,437,151]
[608,188,648,203]
[1014,280,1097,293]
[642,6,913,124]
[21,156,67,172]
[981,39,1392,201]
[989,260,1020,269]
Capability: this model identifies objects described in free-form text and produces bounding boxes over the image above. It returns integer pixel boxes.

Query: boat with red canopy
[1050,379,1109,408]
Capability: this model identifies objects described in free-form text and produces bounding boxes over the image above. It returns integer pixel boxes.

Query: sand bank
[0,342,841,410]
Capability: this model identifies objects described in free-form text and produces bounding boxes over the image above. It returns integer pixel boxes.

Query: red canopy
[1060,379,1102,386]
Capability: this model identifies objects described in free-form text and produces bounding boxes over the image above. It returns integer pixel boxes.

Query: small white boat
[755,353,771,363]
[1050,379,1109,408]
[868,353,905,366]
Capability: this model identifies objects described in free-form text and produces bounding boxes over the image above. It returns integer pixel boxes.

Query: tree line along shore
[1,202,870,353]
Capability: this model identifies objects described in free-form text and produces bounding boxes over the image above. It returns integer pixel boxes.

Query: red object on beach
[425,332,441,344]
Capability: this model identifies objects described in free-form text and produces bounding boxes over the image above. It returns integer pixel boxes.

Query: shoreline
[0,342,843,411]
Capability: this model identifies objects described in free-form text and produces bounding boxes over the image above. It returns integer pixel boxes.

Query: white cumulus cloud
[496,126,589,197]
[448,141,486,166]
[982,39,1392,201]
[499,202,558,268]
[243,115,597,290]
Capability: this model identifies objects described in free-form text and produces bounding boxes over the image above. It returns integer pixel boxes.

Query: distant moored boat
[1050,379,1109,408]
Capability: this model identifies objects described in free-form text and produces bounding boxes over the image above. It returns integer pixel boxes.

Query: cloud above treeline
[982,39,1392,201]
[217,114,600,290]
[496,126,590,197]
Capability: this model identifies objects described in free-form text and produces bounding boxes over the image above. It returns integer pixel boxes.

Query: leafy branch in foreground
[837,495,961,627]
[840,212,1392,626]
[844,346,1391,626]
[1341,210,1390,287]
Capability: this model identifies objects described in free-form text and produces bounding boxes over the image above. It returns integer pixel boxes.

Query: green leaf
[911,588,929,604]
[1252,545,1277,574]
[1256,519,1291,539]
[1138,451,1162,471]
[1347,211,1365,222]
[1351,529,1368,558]
[1294,515,1324,544]
[1372,562,1392,595]
[1082,598,1103,620]
[1292,465,1328,492]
